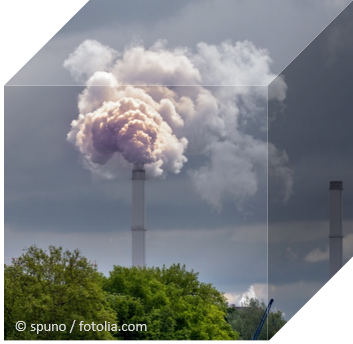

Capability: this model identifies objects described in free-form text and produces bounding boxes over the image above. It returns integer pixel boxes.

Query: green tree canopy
[226,297,287,340]
[4,245,115,340]
[103,264,239,340]
[4,245,240,340]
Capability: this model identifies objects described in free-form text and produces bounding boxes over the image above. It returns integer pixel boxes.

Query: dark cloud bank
[268,2,353,319]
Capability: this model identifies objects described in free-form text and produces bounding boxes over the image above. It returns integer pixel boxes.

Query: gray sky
[7,0,351,85]
[268,2,353,319]
[4,0,353,323]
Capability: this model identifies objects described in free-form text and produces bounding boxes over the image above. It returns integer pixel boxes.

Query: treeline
[4,245,285,340]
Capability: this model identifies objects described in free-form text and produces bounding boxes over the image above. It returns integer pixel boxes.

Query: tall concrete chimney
[131,163,146,267]
[329,181,343,279]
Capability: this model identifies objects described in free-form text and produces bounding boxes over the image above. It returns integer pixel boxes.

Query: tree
[4,245,116,340]
[226,297,286,340]
[103,263,239,340]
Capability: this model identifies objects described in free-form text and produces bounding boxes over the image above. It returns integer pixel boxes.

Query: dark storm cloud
[268,2,353,320]
[268,2,353,222]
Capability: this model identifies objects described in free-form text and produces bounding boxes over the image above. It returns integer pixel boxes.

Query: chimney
[329,181,343,279]
[131,163,146,267]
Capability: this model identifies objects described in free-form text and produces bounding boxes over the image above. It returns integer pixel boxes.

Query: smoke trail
[65,39,292,208]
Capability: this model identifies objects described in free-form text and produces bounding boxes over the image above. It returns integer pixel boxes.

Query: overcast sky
[4,0,353,323]
[268,3,353,319]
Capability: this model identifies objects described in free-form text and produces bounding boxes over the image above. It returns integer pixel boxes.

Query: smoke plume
[65,39,292,208]
[68,96,187,177]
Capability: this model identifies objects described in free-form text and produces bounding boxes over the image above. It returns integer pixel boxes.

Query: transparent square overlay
[5,84,275,338]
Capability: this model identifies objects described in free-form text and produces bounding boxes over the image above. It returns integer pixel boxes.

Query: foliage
[4,245,115,340]
[226,297,287,340]
[103,263,239,340]
[4,245,239,340]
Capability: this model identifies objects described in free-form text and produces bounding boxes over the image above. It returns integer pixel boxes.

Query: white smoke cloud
[68,96,188,178]
[190,138,266,210]
[240,285,258,305]
[225,285,258,306]
[65,39,291,208]
[194,40,277,87]
[113,40,201,85]
[63,40,119,83]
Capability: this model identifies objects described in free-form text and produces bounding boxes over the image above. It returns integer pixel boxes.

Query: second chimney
[329,181,343,279]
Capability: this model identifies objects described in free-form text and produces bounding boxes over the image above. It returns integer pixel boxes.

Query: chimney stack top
[329,181,343,190]
[133,163,144,171]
